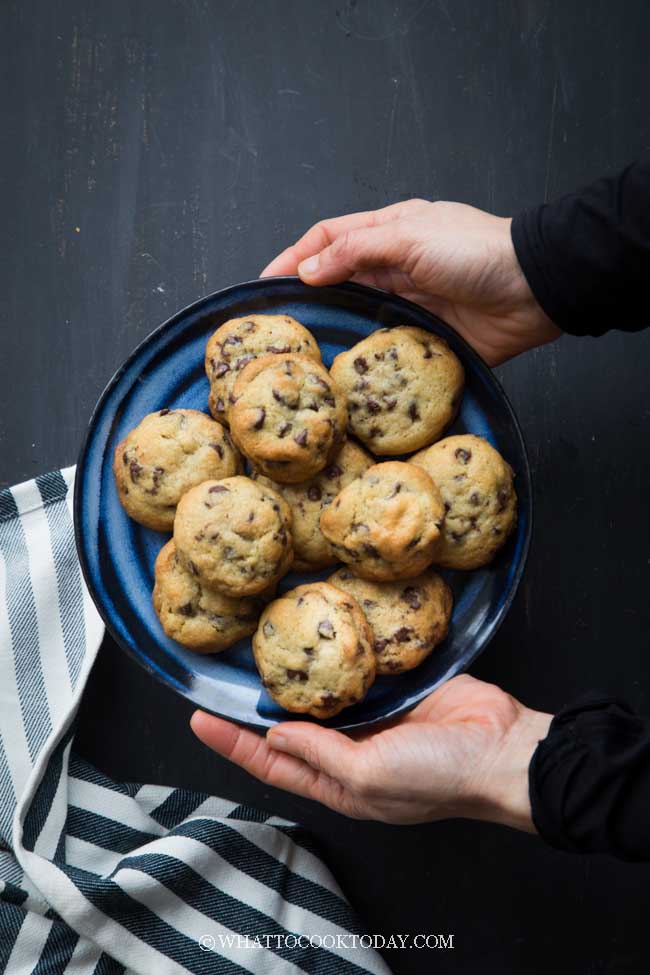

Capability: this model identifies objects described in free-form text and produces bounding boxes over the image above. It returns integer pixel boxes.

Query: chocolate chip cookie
[153,540,272,653]
[205,314,321,422]
[328,567,452,674]
[330,326,464,455]
[113,409,242,532]
[320,461,445,581]
[229,354,348,483]
[250,440,374,570]
[411,434,517,569]
[173,476,293,596]
[253,582,376,719]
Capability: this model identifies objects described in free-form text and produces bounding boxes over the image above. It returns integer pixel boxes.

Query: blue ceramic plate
[75,277,531,731]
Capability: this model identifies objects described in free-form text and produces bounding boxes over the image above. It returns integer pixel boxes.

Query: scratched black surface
[3,2,650,972]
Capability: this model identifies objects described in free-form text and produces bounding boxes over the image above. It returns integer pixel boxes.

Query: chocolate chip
[267,344,291,354]
[194,532,205,541]
[363,542,379,557]
[422,347,432,359]
[450,531,464,543]
[309,373,330,390]
[369,426,383,438]
[470,492,481,506]
[129,460,143,483]
[401,587,421,609]
[272,388,285,404]
[286,668,308,682]
[210,442,224,459]
[303,646,314,656]
[323,395,336,408]
[294,429,308,447]
[367,399,381,414]
[263,621,275,637]
[384,398,397,411]
[320,693,340,706]
[444,501,451,512]
[236,355,254,370]
[228,393,237,405]
[212,361,230,378]
[159,408,171,416]
[362,598,377,609]
[455,448,472,464]
[278,422,292,438]
[247,511,254,521]
[497,490,509,512]
[307,485,322,501]
[374,351,385,361]
[214,398,225,413]
[389,482,402,498]
[393,626,413,643]
[252,408,266,430]
[209,484,230,494]
[408,401,420,421]
[244,320,257,332]
[353,356,368,374]
[284,360,293,375]
[406,535,422,550]
[374,638,389,653]
[222,335,242,350]
[177,602,195,617]
[122,451,128,465]
[388,347,398,360]
[208,613,226,627]
[188,560,199,576]
[325,463,342,479]
[317,619,335,639]
[353,379,369,392]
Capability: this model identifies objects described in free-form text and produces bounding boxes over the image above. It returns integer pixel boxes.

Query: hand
[190,675,552,828]
[261,199,561,366]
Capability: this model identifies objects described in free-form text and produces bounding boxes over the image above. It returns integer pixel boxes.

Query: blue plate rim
[73,275,533,731]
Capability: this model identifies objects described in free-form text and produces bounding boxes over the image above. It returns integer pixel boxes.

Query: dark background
[3,1,650,972]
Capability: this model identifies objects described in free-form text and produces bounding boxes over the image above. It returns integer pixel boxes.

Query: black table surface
[3,2,650,972]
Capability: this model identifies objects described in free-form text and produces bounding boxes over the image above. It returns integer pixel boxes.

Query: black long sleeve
[529,696,650,861]
[511,157,650,337]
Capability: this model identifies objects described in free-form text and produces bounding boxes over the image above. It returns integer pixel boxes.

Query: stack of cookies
[113,314,518,719]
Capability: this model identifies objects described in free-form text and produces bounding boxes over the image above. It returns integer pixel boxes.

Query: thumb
[266,722,360,782]
[298,223,415,286]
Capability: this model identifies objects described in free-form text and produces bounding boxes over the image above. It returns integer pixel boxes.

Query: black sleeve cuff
[511,158,650,338]
[529,694,650,861]
[510,206,605,336]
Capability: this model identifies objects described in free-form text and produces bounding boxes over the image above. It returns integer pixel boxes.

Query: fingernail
[298,255,319,277]
[267,733,287,750]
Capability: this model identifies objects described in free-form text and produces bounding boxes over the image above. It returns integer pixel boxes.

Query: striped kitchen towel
[0,468,390,975]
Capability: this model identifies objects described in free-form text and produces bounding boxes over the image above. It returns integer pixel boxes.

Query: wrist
[465,704,553,833]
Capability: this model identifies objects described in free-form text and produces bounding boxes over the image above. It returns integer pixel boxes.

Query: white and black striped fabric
[0,469,389,975]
